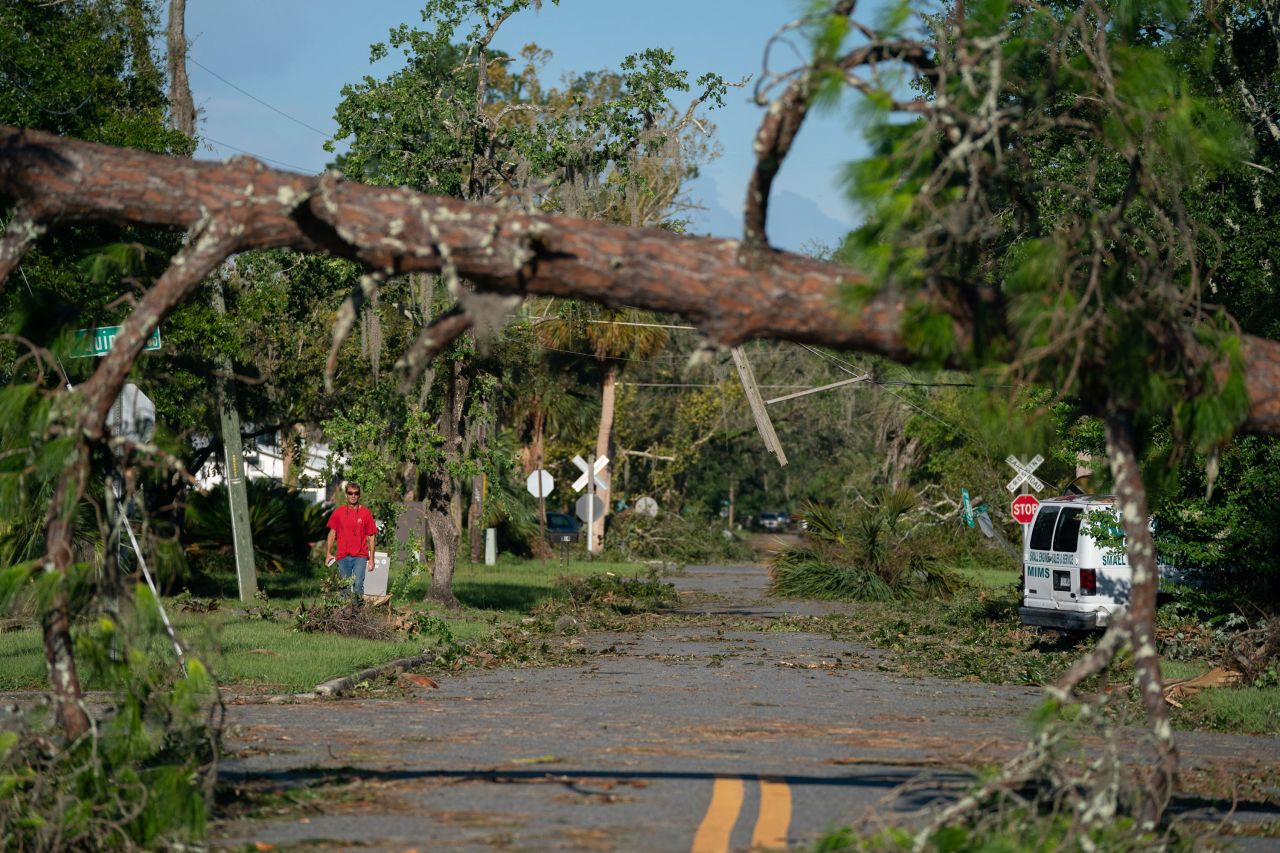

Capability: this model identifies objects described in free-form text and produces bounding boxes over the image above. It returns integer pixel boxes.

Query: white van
[1019,494,1134,631]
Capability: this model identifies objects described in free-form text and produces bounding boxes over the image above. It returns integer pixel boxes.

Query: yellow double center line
[691,775,791,852]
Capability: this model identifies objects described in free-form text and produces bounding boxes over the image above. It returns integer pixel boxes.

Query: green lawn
[956,563,1021,591]
[0,557,647,693]
[1161,659,1280,737]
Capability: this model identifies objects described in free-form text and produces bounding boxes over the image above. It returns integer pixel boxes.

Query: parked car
[758,511,790,531]
[543,511,580,544]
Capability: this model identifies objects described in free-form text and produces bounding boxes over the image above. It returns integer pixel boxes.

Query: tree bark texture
[425,505,459,609]
[423,360,469,608]
[4,127,1279,434]
[166,0,196,138]
[592,363,619,551]
[40,441,92,742]
[1103,408,1178,826]
[469,473,484,563]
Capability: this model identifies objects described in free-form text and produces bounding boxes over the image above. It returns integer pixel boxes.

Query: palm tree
[536,304,668,550]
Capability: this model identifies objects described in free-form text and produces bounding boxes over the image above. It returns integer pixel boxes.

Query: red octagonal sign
[1011,494,1040,525]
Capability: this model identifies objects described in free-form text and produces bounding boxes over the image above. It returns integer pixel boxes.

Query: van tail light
[1080,569,1097,596]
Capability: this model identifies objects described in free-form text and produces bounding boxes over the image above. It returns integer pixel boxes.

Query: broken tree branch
[395,304,474,392]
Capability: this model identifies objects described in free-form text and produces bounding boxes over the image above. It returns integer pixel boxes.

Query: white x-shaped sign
[572,455,609,493]
[1005,454,1045,493]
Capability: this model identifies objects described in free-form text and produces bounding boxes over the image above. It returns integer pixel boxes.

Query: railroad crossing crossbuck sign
[1005,454,1045,493]
[571,455,609,493]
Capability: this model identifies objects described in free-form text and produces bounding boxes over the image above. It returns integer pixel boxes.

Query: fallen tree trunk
[5,125,1280,435]
[313,652,439,698]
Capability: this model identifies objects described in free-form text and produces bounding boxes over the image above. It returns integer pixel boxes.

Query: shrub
[0,586,219,850]
[182,479,331,592]
[770,491,966,602]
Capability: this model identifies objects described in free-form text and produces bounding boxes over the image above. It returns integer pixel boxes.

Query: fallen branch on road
[313,652,439,698]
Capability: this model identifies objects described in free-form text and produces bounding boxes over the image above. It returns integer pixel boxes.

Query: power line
[618,382,812,389]
[534,342,689,363]
[200,135,315,173]
[797,343,986,444]
[798,343,1014,388]
[190,57,332,139]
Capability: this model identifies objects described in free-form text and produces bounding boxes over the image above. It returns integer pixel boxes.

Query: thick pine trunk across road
[3,126,1280,434]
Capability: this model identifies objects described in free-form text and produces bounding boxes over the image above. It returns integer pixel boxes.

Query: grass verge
[0,558,648,693]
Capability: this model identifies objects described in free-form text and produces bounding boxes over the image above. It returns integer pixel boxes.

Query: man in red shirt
[325,482,377,597]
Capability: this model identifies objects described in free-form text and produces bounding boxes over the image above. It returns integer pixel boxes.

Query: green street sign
[961,488,974,528]
[73,326,162,358]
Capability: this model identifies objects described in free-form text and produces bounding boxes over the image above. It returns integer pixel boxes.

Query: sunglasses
[345,490,360,496]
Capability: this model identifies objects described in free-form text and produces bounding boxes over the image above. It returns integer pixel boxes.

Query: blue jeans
[337,556,368,596]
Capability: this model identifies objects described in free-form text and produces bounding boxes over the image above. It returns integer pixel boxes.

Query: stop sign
[1011,494,1040,525]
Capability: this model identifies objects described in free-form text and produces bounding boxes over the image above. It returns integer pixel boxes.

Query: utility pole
[731,346,788,467]
[168,0,255,600]
[727,480,735,529]
[211,283,258,600]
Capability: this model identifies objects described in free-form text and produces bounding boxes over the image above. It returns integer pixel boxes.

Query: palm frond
[770,489,969,603]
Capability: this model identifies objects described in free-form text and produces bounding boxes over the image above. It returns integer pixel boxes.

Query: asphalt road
[214,564,1280,851]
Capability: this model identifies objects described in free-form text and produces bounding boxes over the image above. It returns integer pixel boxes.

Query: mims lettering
[1027,566,1051,579]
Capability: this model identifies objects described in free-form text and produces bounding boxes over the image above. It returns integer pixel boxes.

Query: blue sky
[183,0,868,252]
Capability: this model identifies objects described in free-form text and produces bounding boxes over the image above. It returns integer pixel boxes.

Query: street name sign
[73,325,162,358]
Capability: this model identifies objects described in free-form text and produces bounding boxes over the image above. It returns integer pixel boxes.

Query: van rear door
[1049,507,1084,607]
[1024,505,1060,607]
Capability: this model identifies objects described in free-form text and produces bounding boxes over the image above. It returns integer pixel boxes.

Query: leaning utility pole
[209,283,258,600]
[167,0,256,599]
[731,346,788,467]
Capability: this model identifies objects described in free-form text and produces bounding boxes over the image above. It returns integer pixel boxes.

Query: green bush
[770,491,966,602]
[181,479,331,592]
[0,586,219,850]
[1154,435,1280,615]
